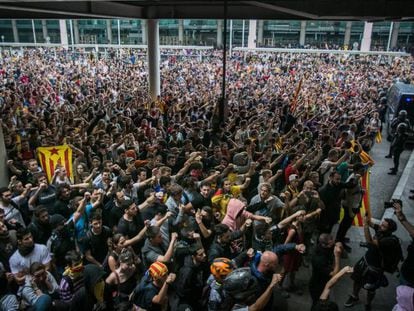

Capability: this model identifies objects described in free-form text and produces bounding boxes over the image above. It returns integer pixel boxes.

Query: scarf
[63,262,84,280]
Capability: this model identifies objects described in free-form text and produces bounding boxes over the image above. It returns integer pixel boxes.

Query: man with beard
[28,173,56,212]
[0,187,26,229]
[309,233,343,306]
[345,217,402,310]
[9,227,52,284]
[249,182,285,224]
[84,212,112,267]
[0,219,17,271]
[27,206,52,245]
[52,184,74,219]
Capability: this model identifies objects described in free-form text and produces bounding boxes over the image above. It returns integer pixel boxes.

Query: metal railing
[0,42,410,57]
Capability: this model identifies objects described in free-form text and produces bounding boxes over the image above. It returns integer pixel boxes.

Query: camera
[305,191,314,197]
[384,198,402,209]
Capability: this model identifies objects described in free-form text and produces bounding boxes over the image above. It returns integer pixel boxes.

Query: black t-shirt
[52,199,72,219]
[84,226,112,264]
[117,215,145,252]
[401,239,414,284]
[191,192,212,210]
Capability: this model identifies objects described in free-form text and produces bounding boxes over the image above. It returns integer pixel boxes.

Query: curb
[383,150,414,220]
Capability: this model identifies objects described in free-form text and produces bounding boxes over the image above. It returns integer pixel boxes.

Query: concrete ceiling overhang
[0,0,413,21]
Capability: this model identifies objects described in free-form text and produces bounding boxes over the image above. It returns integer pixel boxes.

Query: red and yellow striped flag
[353,171,371,226]
[36,145,73,183]
[290,77,303,113]
[339,171,371,227]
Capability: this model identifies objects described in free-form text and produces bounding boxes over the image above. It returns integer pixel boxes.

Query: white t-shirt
[9,244,52,274]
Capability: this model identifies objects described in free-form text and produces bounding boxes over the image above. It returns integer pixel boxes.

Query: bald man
[250,245,305,310]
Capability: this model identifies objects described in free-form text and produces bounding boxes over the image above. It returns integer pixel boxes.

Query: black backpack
[379,235,404,273]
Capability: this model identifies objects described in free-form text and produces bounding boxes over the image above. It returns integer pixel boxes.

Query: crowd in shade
[0,47,413,311]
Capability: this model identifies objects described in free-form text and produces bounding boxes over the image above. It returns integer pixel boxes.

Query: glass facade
[0,19,412,52]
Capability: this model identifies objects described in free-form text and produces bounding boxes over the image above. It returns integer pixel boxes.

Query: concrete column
[73,20,80,44]
[59,20,69,48]
[141,20,147,45]
[217,20,223,48]
[360,21,373,52]
[390,22,400,50]
[11,20,19,43]
[299,21,306,47]
[344,21,352,47]
[147,19,160,101]
[41,20,48,42]
[248,20,257,49]
[178,19,184,44]
[106,20,112,44]
[0,126,8,187]
[257,20,264,46]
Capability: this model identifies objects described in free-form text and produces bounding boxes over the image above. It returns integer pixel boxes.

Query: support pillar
[390,22,400,50]
[299,21,306,47]
[248,20,257,49]
[344,21,352,48]
[41,20,48,42]
[257,20,264,46]
[59,20,69,48]
[73,20,80,44]
[12,20,19,43]
[141,20,147,45]
[360,22,373,52]
[178,19,184,44]
[0,126,8,187]
[106,20,112,44]
[147,19,160,101]
[217,20,223,48]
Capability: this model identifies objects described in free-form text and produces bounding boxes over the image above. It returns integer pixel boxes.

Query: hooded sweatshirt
[393,285,414,311]
[221,199,253,231]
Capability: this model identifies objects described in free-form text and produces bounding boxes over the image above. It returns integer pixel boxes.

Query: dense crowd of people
[0,47,413,311]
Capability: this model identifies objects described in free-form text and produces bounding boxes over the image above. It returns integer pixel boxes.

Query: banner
[353,171,371,226]
[339,171,371,227]
[36,145,73,183]
[290,77,303,113]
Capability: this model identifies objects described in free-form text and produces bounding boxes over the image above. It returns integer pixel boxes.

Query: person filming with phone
[345,201,403,310]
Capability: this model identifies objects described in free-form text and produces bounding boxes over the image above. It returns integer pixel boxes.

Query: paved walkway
[286,137,414,311]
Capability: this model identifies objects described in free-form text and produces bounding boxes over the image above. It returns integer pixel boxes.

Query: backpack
[200,278,233,311]
[380,235,404,274]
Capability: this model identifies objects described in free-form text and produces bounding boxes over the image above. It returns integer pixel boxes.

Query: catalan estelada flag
[36,145,73,183]
[339,171,371,227]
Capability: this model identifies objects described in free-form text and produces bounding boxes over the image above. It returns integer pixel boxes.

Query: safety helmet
[223,268,258,302]
[397,122,408,132]
[398,110,407,117]
[210,257,234,282]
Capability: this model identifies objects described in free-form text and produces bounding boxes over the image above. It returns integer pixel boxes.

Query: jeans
[336,207,358,243]
[33,294,52,311]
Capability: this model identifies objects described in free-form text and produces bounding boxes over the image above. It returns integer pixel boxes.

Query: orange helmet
[210,257,234,282]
